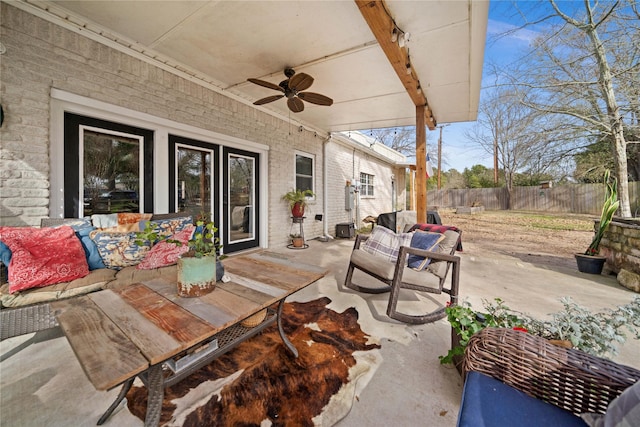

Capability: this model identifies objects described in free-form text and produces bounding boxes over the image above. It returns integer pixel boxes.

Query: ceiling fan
[247,68,333,113]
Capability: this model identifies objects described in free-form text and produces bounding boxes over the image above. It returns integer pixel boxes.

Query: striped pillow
[361,226,412,263]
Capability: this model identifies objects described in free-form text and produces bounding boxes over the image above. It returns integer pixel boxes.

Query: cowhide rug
[126,297,381,426]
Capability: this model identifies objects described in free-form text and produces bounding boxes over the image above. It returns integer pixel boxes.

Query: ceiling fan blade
[288,97,305,113]
[288,73,314,91]
[247,78,284,92]
[298,92,333,106]
[253,94,284,105]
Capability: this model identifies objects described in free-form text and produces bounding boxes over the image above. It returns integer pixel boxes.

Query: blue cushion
[457,371,587,427]
[0,240,11,267]
[75,226,106,270]
[407,231,444,270]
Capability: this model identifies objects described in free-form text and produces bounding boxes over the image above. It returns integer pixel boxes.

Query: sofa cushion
[143,216,194,240]
[136,225,194,270]
[75,226,107,270]
[90,230,151,269]
[457,371,587,427]
[0,268,115,308]
[407,231,445,271]
[360,226,412,263]
[0,226,89,293]
[0,241,11,267]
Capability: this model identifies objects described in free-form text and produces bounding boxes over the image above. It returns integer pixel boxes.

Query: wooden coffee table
[51,252,327,427]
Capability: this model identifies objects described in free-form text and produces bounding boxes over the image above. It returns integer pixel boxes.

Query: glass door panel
[176,146,212,219]
[228,155,254,242]
[224,148,259,252]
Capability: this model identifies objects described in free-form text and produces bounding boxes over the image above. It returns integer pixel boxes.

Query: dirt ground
[436,209,596,270]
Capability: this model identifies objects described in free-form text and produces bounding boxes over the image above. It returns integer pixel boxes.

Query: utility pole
[493,136,498,184]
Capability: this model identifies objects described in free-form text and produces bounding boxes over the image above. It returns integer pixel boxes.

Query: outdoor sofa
[0,212,193,340]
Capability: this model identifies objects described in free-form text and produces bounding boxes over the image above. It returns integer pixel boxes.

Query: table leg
[276,299,298,358]
[97,378,134,425]
[144,364,164,427]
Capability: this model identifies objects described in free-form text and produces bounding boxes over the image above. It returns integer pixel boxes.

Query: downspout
[322,134,333,240]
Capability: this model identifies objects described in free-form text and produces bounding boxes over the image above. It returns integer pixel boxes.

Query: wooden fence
[427,182,640,215]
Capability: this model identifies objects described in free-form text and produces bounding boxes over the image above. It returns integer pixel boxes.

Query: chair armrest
[463,327,640,415]
[397,245,460,264]
[353,234,369,250]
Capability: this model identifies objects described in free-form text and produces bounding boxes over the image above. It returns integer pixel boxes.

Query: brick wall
[0,3,402,249]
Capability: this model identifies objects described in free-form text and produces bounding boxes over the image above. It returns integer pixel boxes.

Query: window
[295,153,314,194]
[83,129,142,215]
[64,113,154,217]
[360,173,374,196]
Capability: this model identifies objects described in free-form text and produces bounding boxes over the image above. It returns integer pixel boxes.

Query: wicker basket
[240,309,267,328]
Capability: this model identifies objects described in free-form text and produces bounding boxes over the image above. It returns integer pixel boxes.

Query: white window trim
[49,88,270,248]
[360,172,375,198]
[294,151,316,200]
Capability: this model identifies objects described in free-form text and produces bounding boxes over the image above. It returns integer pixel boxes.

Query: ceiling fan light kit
[248,68,333,113]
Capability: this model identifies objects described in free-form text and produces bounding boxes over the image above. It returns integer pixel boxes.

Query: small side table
[287,216,308,249]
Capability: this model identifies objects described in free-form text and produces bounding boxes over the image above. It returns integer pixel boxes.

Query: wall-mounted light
[398,32,410,48]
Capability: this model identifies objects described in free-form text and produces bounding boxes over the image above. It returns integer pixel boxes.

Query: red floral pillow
[0,226,89,293]
[136,225,195,270]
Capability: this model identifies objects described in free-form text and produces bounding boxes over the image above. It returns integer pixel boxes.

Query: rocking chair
[344,227,461,324]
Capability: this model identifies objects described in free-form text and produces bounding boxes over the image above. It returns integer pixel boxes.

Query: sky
[437,1,543,172]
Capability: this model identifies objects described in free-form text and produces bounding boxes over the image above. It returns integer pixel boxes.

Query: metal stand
[287,216,308,249]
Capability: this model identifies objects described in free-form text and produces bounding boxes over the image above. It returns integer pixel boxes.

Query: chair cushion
[360,226,412,263]
[426,230,460,279]
[350,249,396,280]
[457,371,587,427]
[407,231,445,270]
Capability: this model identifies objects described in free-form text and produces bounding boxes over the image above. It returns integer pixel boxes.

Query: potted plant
[177,217,221,298]
[441,296,640,374]
[575,170,619,274]
[290,233,304,248]
[282,188,314,218]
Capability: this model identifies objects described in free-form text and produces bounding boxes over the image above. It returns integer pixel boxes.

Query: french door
[169,135,219,237]
[223,147,259,252]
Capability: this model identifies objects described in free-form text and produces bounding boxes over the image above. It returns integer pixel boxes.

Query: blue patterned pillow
[89,230,151,269]
[407,231,445,271]
[361,226,412,263]
[0,240,11,267]
[141,216,193,241]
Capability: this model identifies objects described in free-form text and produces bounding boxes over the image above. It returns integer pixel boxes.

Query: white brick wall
[0,3,404,249]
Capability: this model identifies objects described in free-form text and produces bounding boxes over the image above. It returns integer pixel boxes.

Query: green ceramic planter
[177,255,216,297]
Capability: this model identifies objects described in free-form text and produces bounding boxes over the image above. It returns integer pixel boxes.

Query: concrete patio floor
[1,236,638,426]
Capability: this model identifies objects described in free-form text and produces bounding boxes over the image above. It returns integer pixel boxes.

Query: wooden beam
[415,105,427,223]
[355,0,436,130]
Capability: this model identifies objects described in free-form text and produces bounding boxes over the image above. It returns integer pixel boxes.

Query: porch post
[415,105,427,224]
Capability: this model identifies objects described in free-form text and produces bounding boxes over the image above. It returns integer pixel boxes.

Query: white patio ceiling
[27,0,489,133]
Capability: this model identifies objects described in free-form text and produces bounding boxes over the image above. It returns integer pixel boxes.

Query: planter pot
[291,237,304,248]
[575,253,606,275]
[216,258,225,282]
[177,255,216,297]
[291,202,305,218]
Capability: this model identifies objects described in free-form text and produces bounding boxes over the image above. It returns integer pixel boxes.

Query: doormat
[126,297,382,426]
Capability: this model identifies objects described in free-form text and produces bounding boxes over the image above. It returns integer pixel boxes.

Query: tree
[510,0,638,217]
[464,86,569,206]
